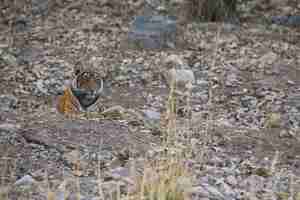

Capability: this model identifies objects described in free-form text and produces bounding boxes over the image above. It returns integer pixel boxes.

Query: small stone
[35,80,48,95]
[109,167,135,185]
[279,129,290,138]
[260,52,277,65]
[136,57,144,64]
[287,80,295,85]
[110,167,130,179]
[270,0,287,7]
[281,7,293,15]
[142,109,160,120]
[225,73,240,87]
[239,175,265,193]
[14,15,31,33]
[226,175,238,186]
[0,50,18,66]
[190,138,198,149]
[186,186,210,197]
[32,0,50,15]
[201,183,226,199]
[218,181,235,197]
[146,150,156,158]
[287,93,300,109]
[31,169,45,181]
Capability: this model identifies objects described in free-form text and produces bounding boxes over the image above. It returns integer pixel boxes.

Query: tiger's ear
[71,75,78,89]
[74,68,81,76]
[73,62,84,77]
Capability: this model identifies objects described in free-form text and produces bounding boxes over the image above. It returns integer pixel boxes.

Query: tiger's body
[56,70,104,117]
[57,87,82,116]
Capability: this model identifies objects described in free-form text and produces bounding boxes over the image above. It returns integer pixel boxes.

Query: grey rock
[222,23,239,32]
[239,175,265,193]
[146,0,162,9]
[32,0,50,15]
[33,63,66,95]
[16,48,36,65]
[200,183,226,199]
[287,93,300,109]
[35,79,48,95]
[271,15,300,26]
[271,16,289,25]
[217,180,236,198]
[0,123,20,132]
[196,79,209,89]
[14,15,31,33]
[225,73,240,87]
[0,94,18,112]
[241,96,257,109]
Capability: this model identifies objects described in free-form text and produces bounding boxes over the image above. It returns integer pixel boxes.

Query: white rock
[260,52,277,65]
[165,68,195,89]
[163,54,185,68]
[226,175,238,186]
[142,109,160,120]
[15,175,35,186]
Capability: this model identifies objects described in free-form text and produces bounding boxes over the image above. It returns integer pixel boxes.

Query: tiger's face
[71,70,103,109]
[76,71,101,91]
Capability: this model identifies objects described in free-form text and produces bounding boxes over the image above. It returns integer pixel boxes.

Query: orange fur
[56,87,81,116]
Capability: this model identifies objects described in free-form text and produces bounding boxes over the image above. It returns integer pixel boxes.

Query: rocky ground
[1,0,300,199]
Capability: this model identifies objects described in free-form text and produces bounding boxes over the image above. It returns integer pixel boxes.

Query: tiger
[56,68,104,117]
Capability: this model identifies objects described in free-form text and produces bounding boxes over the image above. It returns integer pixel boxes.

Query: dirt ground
[1,0,300,199]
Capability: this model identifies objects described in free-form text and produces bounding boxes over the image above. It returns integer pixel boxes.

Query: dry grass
[129,158,192,200]
[126,72,193,200]
[186,0,237,21]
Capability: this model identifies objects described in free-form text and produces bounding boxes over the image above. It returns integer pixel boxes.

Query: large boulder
[128,15,177,49]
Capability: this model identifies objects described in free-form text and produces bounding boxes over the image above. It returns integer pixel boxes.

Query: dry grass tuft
[130,157,192,200]
[186,0,238,22]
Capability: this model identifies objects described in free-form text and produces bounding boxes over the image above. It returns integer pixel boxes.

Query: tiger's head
[71,69,104,109]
